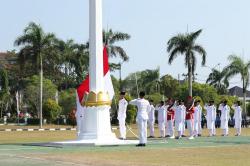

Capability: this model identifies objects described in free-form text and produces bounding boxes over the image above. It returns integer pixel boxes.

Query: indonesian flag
[76,46,114,110]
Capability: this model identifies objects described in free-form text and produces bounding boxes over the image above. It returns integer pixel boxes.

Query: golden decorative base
[82,91,111,107]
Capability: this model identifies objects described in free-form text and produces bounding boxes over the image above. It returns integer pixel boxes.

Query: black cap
[120,91,126,95]
[139,91,145,97]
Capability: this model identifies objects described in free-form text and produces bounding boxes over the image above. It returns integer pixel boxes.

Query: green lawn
[0,128,250,166]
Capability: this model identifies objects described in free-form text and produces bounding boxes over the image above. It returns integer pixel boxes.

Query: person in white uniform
[117,91,128,140]
[204,100,216,136]
[166,99,175,139]
[181,100,186,137]
[193,101,201,137]
[175,100,185,139]
[232,101,242,136]
[196,100,203,136]
[129,91,151,147]
[76,98,85,137]
[219,100,230,136]
[157,101,166,138]
[148,100,155,138]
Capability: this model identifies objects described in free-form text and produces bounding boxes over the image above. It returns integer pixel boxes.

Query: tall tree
[224,55,250,114]
[167,29,206,96]
[103,29,130,70]
[14,22,56,74]
[55,39,89,89]
[206,69,229,95]
[14,22,56,128]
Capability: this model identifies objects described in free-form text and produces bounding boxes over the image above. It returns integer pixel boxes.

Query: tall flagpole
[77,0,116,143]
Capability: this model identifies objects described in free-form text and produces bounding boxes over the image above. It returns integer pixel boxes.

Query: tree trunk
[40,53,43,129]
[243,92,246,115]
[243,79,247,116]
[188,55,192,97]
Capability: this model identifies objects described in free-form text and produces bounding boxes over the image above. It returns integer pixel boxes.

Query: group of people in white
[117,91,243,147]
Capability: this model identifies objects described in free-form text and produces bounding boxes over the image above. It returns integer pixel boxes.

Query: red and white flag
[76,46,114,110]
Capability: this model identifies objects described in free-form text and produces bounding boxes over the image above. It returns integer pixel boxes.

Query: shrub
[43,99,62,123]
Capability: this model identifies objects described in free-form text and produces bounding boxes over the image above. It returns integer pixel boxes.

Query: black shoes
[136,143,146,147]
[198,134,202,137]
[165,135,170,138]
[148,136,155,138]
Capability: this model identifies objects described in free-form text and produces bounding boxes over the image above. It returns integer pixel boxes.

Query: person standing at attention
[130,91,151,147]
[117,91,128,140]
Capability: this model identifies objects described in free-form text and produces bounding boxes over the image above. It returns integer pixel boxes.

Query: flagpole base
[77,105,116,142]
[83,91,111,106]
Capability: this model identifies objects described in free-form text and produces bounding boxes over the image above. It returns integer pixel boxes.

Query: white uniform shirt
[232,106,242,121]
[130,98,150,120]
[194,107,200,122]
[118,98,128,120]
[175,105,185,123]
[148,104,155,121]
[220,105,230,121]
[204,105,216,121]
[197,105,202,122]
[157,105,166,123]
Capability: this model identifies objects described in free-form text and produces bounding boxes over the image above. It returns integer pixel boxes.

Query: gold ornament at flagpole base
[82,91,111,107]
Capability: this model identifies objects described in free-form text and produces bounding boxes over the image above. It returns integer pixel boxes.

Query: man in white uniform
[117,91,128,140]
[157,101,166,138]
[166,99,175,139]
[75,107,84,137]
[130,91,151,147]
[181,100,186,137]
[204,100,216,136]
[219,100,230,136]
[196,100,203,136]
[148,100,155,138]
[175,100,185,139]
[232,101,242,136]
[193,101,201,137]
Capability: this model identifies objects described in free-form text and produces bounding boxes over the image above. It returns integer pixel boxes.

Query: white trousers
[118,118,126,139]
[148,120,155,136]
[137,119,148,144]
[181,121,186,135]
[166,120,174,136]
[76,116,83,136]
[221,120,229,135]
[235,120,242,135]
[198,121,202,134]
[158,121,165,137]
[186,119,194,137]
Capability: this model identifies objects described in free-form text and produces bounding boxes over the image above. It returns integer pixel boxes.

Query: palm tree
[15,22,56,73]
[14,22,56,128]
[55,39,89,88]
[103,29,130,63]
[224,55,250,114]
[206,69,229,94]
[167,29,206,96]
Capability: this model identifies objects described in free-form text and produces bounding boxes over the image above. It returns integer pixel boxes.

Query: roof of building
[228,86,250,98]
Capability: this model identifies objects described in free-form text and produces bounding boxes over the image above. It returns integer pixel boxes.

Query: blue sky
[1,0,250,88]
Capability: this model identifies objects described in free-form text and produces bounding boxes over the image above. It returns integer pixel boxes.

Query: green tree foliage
[247,103,250,116]
[224,55,250,114]
[103,29,130,61]
[43,99,62,123]
[23,75,57,116]
[175,82,218,103]
[167,29,206,96]
[55,39,89,89]
[160,74,179,98]
[14,22,57,75]
[123,68,160,97]
[146,93,164,105]
[206,69,229,95]
[0,68,9,93]
[59,88,76,115]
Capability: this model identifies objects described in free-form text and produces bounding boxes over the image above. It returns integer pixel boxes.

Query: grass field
[0,127,250,166]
